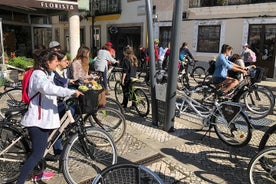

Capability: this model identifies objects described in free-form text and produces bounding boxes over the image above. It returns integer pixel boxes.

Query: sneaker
[31,171,55,181]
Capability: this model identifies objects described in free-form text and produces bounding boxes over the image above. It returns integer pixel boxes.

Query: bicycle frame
[176,90,211,118]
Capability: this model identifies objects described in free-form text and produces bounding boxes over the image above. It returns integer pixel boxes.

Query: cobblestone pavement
[6,79,276,184]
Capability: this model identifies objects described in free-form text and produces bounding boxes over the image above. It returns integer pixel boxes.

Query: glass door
[249,24,276,78]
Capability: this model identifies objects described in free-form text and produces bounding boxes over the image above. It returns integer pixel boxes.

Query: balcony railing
[92,0,121,16]
[190,0,274,8]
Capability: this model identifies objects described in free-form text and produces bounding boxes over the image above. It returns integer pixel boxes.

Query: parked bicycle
[175,87,253,147]
[0,96,117,184]
[114,78,150,117]
[259,123,276,151]
[0,81,23,120]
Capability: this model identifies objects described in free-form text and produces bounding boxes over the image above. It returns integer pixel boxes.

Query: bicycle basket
[220,102,242,124]
[250,67,265,83]
[78,89,103,114]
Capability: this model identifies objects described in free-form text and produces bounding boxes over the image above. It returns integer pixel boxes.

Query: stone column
[68,10,80,60]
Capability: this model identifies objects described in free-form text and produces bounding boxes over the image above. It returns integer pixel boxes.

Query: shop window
[31,15,49,24]
[80,27,85,46]
[197,25,221,53]
[13,12,28,23]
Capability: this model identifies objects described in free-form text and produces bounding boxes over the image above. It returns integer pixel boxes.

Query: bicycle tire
[214,110,252,147]
[108,72,121,91]
[259,124,276,151]
[248,147,276,184]
[62,127,117,184]
[134,88,150,117]
[92,163,164,184]
[191,66,206,84]
[258,86,275,106]
[0,88,23,120]
[0,124,29,183]
[237,88,273,120]
[84,107,126,144]
[106,97,124,114]
[114,81,124,104]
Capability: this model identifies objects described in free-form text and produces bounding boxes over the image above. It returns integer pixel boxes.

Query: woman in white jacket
[17,50,82,183]
[94,45,118,95]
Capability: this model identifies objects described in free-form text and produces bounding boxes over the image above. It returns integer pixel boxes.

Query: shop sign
[0,0,78,11]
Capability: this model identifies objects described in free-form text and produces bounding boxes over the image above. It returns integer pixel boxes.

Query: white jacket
[94,49,117,72]
[21,70,75,129]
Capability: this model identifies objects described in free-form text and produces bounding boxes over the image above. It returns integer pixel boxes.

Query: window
[197,25,221,53]
[93,0,121,16]
[159,27,172,48]
[91,26,101,50]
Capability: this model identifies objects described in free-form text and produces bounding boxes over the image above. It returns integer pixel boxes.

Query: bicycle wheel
[84,107,126,144]
[191,66,206,84]
[92,163,164,184]
[114,81,123,104]
[0,125,29,183]
[258,86,275,106]
[108,72,122,91]
[248,147,276,184]
[214,110,252,147]
[106,97,124,114]
[0,88,23,120]
[237,88,273,120]
[134,88,149,117]
[259,124,276,151]
[62,127,117,184]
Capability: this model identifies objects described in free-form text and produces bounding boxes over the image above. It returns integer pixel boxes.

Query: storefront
[0,0,78,58]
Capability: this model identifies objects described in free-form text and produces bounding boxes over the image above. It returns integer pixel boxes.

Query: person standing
[121,46,138,108]
[94,45,119,95]
[106,41,116,58]
[49,41,61,52]
[16,50,82,183]
[158,43,168,70]
[241,43,256,66]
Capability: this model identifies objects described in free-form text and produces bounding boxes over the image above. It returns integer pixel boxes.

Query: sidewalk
[25,79,276,184]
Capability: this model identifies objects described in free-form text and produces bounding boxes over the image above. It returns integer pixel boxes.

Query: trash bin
[155,70,168,127]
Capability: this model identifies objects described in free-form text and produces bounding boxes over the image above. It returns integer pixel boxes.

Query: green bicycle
[114,78,149,117]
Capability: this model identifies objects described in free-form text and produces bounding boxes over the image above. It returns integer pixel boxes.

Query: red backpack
[21,69,44,119]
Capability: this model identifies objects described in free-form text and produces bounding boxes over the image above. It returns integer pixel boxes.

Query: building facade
[153,0,276,78]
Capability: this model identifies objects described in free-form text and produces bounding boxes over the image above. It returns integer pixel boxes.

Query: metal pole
[164,0,183,131]
[0,18,4,66]
[145,0,158,125]
[91,0,96,56]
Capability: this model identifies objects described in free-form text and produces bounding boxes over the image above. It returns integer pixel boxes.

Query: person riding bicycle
[17,50,82,183]
[212,44,247,96]
[121,46,138,109]
[179,42,194,61]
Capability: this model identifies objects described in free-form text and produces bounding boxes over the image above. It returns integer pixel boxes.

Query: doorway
[248,24,276,78]
[109,26,141,61]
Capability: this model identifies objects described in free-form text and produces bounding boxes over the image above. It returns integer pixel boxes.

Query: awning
[0,0,78,11]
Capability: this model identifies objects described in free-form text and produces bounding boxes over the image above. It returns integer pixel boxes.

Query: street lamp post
[90,0,96,56]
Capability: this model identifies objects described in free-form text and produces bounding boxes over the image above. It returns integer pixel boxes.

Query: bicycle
[0,81,23,120]
[0,96,117,184]
[247,147,276,184]
[175,87,253,147]
[92,163,164,184]
[192,67,274,120]
[259,123,276,151]
[114,78,150,117]
[107,65,122,90]
[177,57,206,89]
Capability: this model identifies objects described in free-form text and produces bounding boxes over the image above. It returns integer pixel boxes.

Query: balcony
[92,0,121,16]
[190,0,275,8]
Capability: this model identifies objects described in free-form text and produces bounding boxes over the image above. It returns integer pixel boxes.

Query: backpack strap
[29,69,47,120]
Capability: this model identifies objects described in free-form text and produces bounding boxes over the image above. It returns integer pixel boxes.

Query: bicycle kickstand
[199,125,212,141]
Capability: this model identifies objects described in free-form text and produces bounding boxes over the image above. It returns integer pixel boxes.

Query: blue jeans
[17,127,50,184]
